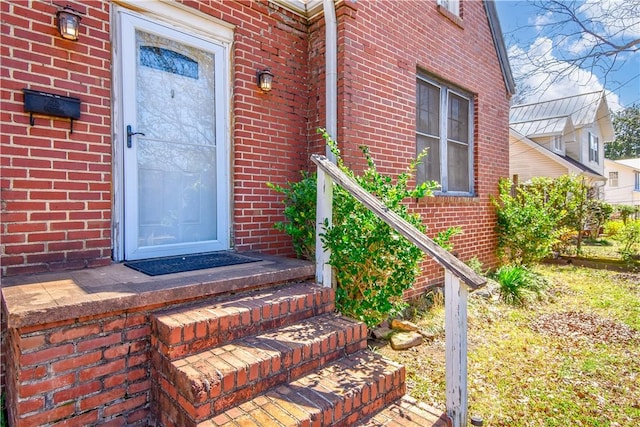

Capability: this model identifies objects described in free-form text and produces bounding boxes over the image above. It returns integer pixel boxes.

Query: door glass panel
[136,30,217,248]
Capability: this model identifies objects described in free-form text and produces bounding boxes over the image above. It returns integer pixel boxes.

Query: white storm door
[121,13,229,260]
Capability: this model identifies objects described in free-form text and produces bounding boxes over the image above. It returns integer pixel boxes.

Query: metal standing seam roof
[509,91,606,136]
[510,115,572,137]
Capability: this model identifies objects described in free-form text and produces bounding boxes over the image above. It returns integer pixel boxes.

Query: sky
[495,0,640,111]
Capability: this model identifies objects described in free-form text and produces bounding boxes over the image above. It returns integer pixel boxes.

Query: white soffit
[272,0,324,18]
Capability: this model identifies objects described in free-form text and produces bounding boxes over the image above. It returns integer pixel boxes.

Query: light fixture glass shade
[57,8,81,41]
[257,69,273,92]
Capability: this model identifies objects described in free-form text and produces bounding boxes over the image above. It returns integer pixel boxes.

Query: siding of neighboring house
[604,159,640,206]
[578,126,605,175]
[535,135,563,155]
[0,1,512,422]
[565,137,580,160]
[509,91,612,187]
[510,136,569,182]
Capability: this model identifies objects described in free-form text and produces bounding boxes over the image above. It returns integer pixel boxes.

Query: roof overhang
[510,115,576,139]
[271,0,324,18]
[595,96,615,141]
[484,0,516,96]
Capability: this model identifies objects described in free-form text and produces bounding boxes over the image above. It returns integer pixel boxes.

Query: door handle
[126,125,146,148]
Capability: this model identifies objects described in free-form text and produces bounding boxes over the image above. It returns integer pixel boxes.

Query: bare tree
[507,0,640,100]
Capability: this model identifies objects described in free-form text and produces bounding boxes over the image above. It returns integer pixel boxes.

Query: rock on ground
[390,331,423,350]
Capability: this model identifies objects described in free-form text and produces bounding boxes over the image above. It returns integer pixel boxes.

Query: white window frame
[635,171,640,192]
[588,132,599,164]
[438,0,460,16]
[552,135,563,153]
[608,171,618,187]
[416,74,474,196]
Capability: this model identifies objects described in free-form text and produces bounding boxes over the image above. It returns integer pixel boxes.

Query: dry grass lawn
[378,265,640,426]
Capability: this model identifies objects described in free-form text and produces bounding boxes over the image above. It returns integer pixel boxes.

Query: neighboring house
[604,158,640,207]
[1,0,514,425]
[509,91,614,192]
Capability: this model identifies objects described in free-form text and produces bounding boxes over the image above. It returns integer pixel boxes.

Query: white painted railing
[311,154,486,427]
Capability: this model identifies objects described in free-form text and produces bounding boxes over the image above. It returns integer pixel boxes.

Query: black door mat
[124,251,261,276]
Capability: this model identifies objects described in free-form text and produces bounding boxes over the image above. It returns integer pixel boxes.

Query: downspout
[323,0,337,162]
[316,0,337,287]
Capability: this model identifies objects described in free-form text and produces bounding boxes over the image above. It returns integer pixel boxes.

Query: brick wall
[5,309,152,426]
[1,0,512,422]
[1,0,113,276]
[1,0,510,283]
[0,0,312,277]
[223,1,311,255]
[310,0,510,295]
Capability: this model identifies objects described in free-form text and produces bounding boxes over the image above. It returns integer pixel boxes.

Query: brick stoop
[149,281,408,426]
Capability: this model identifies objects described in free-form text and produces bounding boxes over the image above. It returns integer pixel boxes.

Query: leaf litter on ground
[378,265,640,426]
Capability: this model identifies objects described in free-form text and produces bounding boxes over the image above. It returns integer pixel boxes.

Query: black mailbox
[23,88,81,133]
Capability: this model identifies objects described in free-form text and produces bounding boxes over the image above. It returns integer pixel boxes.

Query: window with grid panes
[588,132,599,164]
[416,74,474,194]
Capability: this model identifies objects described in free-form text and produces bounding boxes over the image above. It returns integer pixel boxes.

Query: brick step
[354,395,450,427]
[198,350,406,427]
[151,281,334,360]
[153,312,369,425]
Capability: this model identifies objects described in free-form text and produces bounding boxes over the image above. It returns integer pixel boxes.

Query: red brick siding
[310,0,510,295]
[0,0,313,277]
[1,0,113,276]
[1,0,512,421]
[5,312,151,426]
[222,1,311,255]
[1,0,509,282]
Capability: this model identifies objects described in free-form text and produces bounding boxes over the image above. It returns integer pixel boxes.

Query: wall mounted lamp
[256,68,274,93]
[56,5,82,41]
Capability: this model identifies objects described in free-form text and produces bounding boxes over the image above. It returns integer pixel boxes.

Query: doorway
[118,11,230,260]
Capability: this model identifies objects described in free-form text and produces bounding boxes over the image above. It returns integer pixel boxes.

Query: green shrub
[493,265,548,306]
[604,219,625,238]
[269,129,464,328]
[466,256,486,275]
[320,131,441,328]
[552,226,579,256]
[433,227,462,252]
[585,199,613,238]
[615,220,640,261]
[616,205,639,224]
[493,174,605,263]
[267,171,317,260]
[492,178,562,265]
